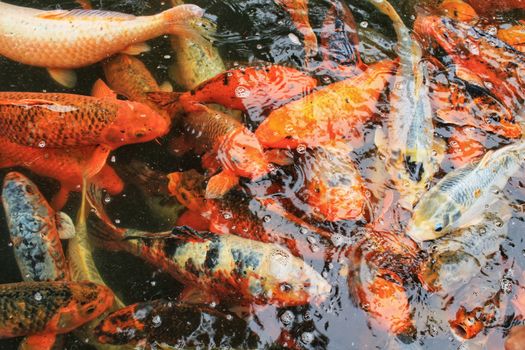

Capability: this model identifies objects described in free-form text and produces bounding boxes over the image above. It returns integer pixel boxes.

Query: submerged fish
[0,91,169,150]
[296,141,367,222]
[255,59,395,148]
[407,141,525,241]
[150,64,317,123]
[0,281,113,339]
[87,186,330,306]
[94,299,259,348]
[418,212,509,294]
[0,139,123,209]
[2,172,72,282]
[0,1,204,87]
[369,0,438,208]
[414,15,525,118]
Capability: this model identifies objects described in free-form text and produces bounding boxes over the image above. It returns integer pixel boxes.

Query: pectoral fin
[205,171,238,199]
[19,333,58,350]
[160,81,174,92]
[91,79,117,99]
[47,68,77,88]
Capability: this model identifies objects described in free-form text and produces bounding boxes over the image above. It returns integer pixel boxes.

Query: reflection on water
[1,0,525,349]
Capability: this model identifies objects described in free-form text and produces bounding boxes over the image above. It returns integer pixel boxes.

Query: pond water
[1,0,525,349]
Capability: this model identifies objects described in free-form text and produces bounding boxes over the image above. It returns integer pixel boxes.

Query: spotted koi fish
[2,172,72,282]
[94,299,259,348]
[87,185,330,306]
[0,281,113,340]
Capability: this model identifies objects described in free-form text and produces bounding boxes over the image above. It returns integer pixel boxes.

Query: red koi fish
[255,59,395,148]
[0,89,169,150]
[465,0,525,15]
[149,64,317,123]
[414,15,525,117]
[0,137,123,209]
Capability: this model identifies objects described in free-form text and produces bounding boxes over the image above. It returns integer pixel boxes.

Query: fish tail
[161,4,205,36]
[86,184,126,249]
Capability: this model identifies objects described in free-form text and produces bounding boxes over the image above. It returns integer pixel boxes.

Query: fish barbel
[87,185,330,306]
[0,281,113,339]
[368,0,437,207]
[0,91,169,149]
[407,141,525,241]
[2,172,71,282]
[0,1,204,87]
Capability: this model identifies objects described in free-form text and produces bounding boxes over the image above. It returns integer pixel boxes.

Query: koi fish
[296,141,367,222]
[414,15,525,118]
[407,141,525,241]
[446,126,486,169]
[0,281,113,340]
[418,211,509,294]
[0,137,123,209]
[439,0,479,23]
[0,90,169,150]
[498,21,525,53]
[465,0,525,15]
[255,59,395,148]
[369,0,438,208]
[0,1,204,87]
[87,185,331,306]
[102,54,170,112]
[149,64,317,123]
[157,103,270,198]
[94,299,260,348]
[2,172,73,282]
[168,0,225,90]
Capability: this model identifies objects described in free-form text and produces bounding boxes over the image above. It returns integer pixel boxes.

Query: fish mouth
[406,222,440,242]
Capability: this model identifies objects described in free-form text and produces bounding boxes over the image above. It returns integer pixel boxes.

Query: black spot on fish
[204,239,221,271]
[405,158,424,183]
[185,258,201,277]
[162,238,180,259]
[231,248,261,276]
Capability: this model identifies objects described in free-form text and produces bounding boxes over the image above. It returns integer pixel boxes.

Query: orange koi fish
[505,325,525,350]
[161,103,270,198]
[2,172,72,282]
[94,299,259,347]
[149,64,317,123]
[87,186,331,306]
[446,126,486,168]
[255,59,395,148]
[439,0,479,23]
[0,1,204,87]
[414,15,525,117]
[0,137,123,209]
[296,141,367,222]
[0,90,169,150]
[498,21,525,53]
[103,54,171,116]
[0,281,113,344]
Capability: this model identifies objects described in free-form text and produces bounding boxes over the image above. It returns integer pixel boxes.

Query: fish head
[92,165,124,195]
[94,304,145,345]
[449,306,484,339]
[219,128,269,180]
[58,282,114,330]
[260,247,331,306]
[167,170,206,211]
[439,0,479,23]
[101,101,170,149]
[406,193,458,241]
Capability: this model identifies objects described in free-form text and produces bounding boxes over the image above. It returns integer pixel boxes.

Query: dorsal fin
[37,9,135,21]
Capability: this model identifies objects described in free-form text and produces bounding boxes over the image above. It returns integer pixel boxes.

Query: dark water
[1,0,525,349]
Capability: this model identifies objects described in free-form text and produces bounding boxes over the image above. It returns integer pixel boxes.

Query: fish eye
[25,185,34,194]
[86,306,96,314]
[434,223,443,232]
[135,131,145,138]
[280,282,293,293]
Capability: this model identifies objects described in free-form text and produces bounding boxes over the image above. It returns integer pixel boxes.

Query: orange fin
[265,149,294,166]
[455,65,485,88]
[160,81,174,92]
[147,91,183,115]
[205,171,238,199]
[47,68,77,88]
[37,9,135,21]
[84,145,111,178]
[19,333,58,350]
[179,286,219,305]
[75,0,93,9]
[121,42,151,55]
[91,79,117,99]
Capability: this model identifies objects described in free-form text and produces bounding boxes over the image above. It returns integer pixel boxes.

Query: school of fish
[2,0,525,348]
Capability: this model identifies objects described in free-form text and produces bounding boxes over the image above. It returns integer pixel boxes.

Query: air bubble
[234,86,250,98]
[263,215,271,223]
[34,292,42,301]
[301,332,314,344]
[152,315,162,327]
[223,212,232,220]
[360,21,368,28]
[114,219,121,224]
[38,140,46,148]
[281,310,294,325]
[288,33,300,45]
[299,227,308,235]
[297,144,307,154]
